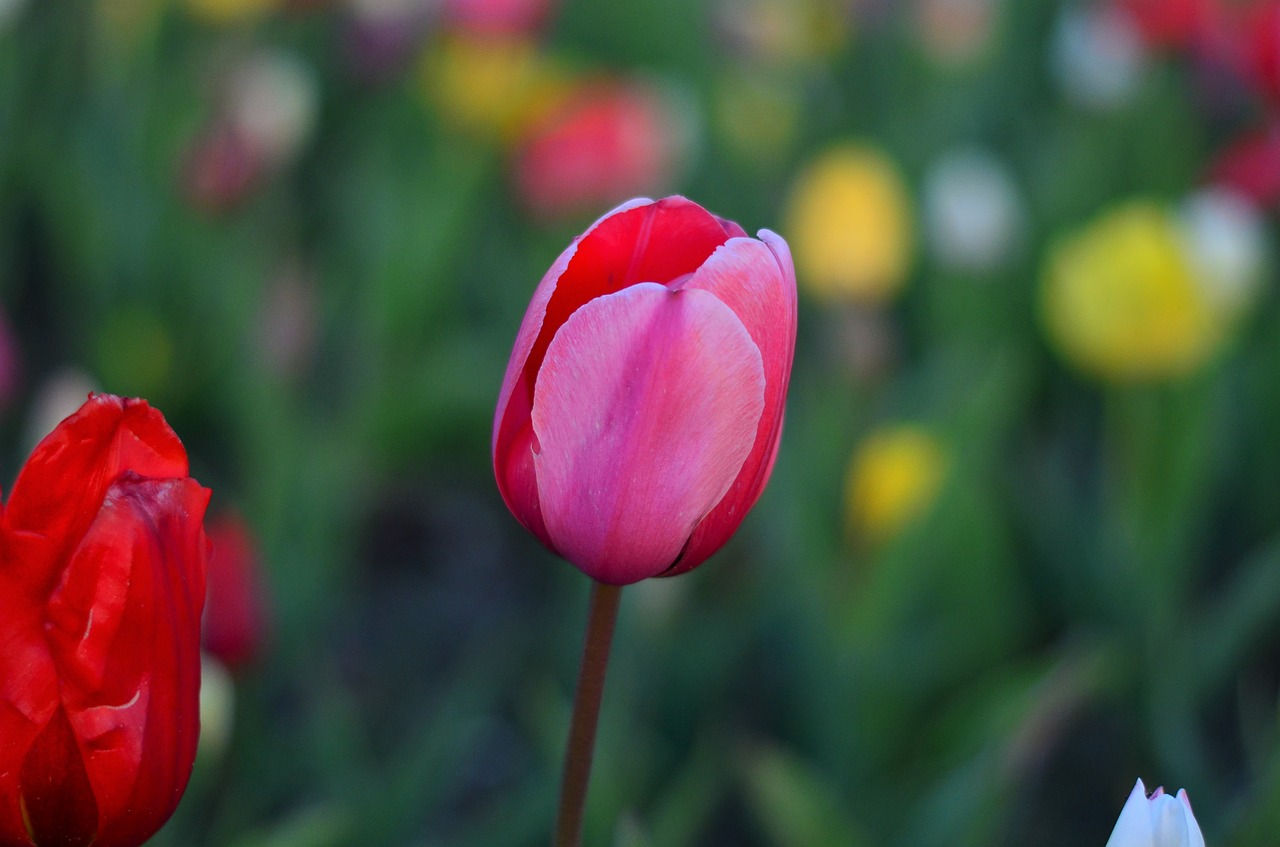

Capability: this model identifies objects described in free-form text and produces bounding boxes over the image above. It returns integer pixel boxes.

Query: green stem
[554,581,622,847]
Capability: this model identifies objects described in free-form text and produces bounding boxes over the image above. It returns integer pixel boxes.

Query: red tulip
[443,0,554,34]
[1243,0,1280,103]
[512,80,691,222]
[0,394,210,847]
[204,512,270,672]
[1209,124,1280,207]
[493,196,796,584]
[1113,0,1216,48]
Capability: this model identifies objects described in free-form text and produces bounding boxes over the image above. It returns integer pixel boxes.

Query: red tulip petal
[55,475,209,845]
[18,705,98,847]
[3,396,190,600]
[531,282,765,583]
[666,230,797,575]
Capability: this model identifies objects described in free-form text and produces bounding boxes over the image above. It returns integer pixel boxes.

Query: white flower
[1050,3,1146,111]
[1179,187,1269,317]
[1106,779,1205,847]
[228,50,319,169]
[922,148,1024,273]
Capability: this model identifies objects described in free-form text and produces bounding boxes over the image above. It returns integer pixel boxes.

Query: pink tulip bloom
[1106,779,1205,847]
[493,196,796,585]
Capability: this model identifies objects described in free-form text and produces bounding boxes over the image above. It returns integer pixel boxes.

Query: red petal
[18,705,98,847]
[3,395,190,601]
[531,283,764,583]
[57,476,209,847]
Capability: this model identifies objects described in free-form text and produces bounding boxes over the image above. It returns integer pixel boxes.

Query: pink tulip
[493,196,796,585]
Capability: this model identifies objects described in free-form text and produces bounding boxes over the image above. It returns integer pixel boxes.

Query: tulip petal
[57,476,209,844]
[1177,791,1205,847]
[531,283,765,583]
[1106,780,1154,847]
[494,197,737,545]
[665,230,798,574]
[2,396,190,598]
[492,197,653,536]
[18,705,98,847]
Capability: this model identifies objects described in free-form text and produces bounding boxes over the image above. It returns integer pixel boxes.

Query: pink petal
[493,197,736,542]
[665,230,797,575]
[531,283,765,583]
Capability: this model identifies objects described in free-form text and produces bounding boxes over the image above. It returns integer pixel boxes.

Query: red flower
[1114,0,1217,48]
[512,80,689,222]
[0,395,210,847]
[443,0,554,35]
[493,197,796,584]
[1209,124,1280,206]
[204,512,270,672]
[1243,0,1280,103]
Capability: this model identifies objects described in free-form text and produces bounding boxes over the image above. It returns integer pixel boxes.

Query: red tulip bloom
[204,512,270,672]
[512,81,690,222]
[443,0,554,34]
[493,196,796,585]
[1243,0,1280,103]
[1114,0,1217,48]
[1209,125,1280,207]
[0,395,210,847]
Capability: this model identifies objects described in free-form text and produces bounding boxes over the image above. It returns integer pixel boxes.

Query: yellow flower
[713,69,801,166]
[846,425,946,542]
[784,144,913,304]
[715,0,851,67]
[185,0,279,24]
[420,33,571,144]
[1042,202,1226,382]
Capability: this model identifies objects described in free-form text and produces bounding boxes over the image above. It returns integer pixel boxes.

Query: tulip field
[4,0,1280,845]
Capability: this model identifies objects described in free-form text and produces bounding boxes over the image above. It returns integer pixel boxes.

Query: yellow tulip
[846,425,946,542]
[1042,202,1225,382]
[185,0,279,24]
[784,144,913,304]
[420,33,570,144]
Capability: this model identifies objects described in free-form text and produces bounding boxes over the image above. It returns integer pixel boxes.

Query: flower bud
[1106,779,1204,847]
[493,197,796,584]
[0,394,210,847]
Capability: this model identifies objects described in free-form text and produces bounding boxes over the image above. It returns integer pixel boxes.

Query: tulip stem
[555,580,622,847]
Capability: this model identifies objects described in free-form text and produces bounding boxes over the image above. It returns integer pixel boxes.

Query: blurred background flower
[1041,201,1237,382]
[511,78,694,220]
[1050,3,1147,111]
[784,143,913,305]
[922,148,1024,273]
[845,423,946,543]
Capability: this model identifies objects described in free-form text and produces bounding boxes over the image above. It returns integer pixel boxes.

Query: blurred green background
[4,0,1280,843]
